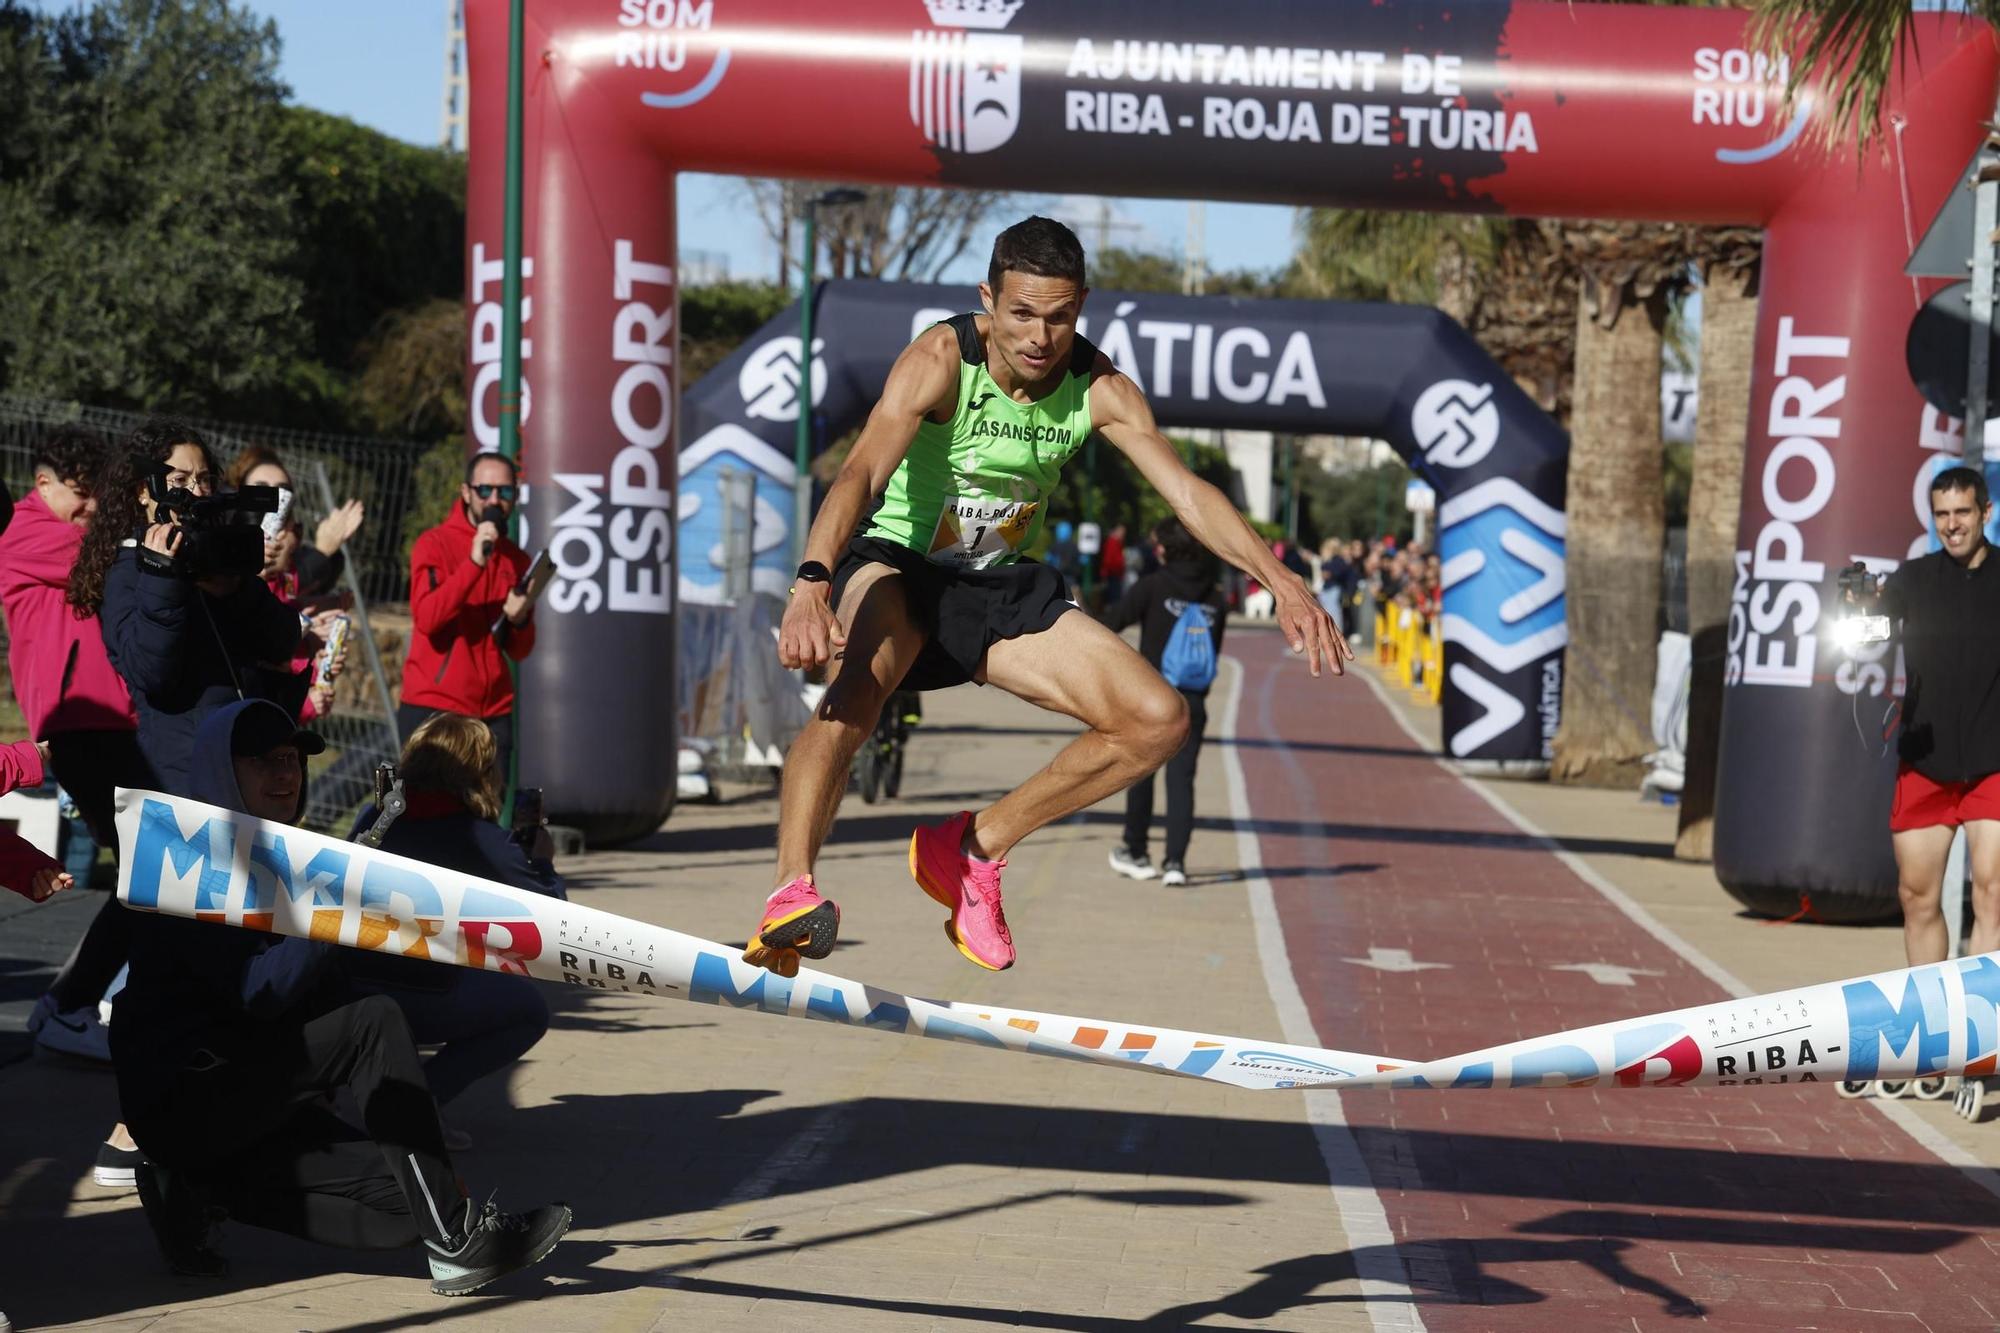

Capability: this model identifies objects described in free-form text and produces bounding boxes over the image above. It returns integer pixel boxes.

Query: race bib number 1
[927,493,1038,570]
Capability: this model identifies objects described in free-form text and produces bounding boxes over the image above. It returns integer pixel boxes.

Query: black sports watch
[794,561,833,586]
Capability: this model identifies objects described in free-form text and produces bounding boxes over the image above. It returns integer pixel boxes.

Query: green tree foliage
[355,297,466,440]
[1090,245,1288,298]
[1039,436,1239,554]
[683,281,791,382]
[1292,210,1507,309]
[0,0,305,416]
[278,106,465,372]
[1745,0,1966,150]
[0,1,468,431]
[1297,459,1416,547]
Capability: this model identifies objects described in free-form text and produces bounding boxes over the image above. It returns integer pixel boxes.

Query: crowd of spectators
[1,420,565,1295]
[1232,533,1443,643]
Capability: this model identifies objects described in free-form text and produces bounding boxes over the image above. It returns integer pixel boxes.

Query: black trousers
[1121,690,1207,867]
[128,995,464,1251]
[48,728,152,847]
[44,729,153,1012]
[398,703,513,789]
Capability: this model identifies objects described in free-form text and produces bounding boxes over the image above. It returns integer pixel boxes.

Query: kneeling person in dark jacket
[349,713,563,1142]
[113,699,569,1295]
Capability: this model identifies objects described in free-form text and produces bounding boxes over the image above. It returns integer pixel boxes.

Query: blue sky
[30,0,1301,285]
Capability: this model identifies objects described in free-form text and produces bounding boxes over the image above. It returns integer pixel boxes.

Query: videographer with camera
[69,419,309,796]
[399,452,537,786]
[1844,465,2000,967]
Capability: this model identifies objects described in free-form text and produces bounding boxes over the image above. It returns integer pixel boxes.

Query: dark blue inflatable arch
[678,280,1569,769]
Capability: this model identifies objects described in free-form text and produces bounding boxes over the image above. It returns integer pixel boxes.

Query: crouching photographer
[1840,465,2000,967]
[346,713,564,1148]
[69,419,306,796]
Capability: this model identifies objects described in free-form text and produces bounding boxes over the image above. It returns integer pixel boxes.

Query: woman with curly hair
[69,418,307,797]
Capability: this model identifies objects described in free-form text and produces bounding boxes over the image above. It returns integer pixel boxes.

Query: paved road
[1,630,1997,1330]
[1234,633,2000,1331]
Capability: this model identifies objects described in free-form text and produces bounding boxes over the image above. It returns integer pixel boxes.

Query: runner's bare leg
[964,609,1189,859]
[773,563,926,888]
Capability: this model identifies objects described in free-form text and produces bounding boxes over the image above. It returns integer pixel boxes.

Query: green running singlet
[863,313,1099,570]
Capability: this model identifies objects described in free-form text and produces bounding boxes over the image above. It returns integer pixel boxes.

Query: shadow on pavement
[624,806,1670,864]
[1063,810,1676,862]
[7,1083,1992,1328]
[920,721,1442,765]
[629,802,1003,858]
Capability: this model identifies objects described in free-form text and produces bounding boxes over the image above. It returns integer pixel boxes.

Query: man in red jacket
[399,453,536,785]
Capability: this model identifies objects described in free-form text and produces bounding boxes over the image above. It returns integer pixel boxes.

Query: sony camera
[141,475,281,579]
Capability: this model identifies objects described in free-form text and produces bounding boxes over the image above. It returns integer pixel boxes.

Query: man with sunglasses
[399,453,536,784]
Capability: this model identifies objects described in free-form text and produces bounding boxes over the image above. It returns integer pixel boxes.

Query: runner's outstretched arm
[777,326,962,671]
[1089,362,1354,678]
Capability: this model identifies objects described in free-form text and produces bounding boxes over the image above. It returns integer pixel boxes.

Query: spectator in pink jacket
[0,427,152,838]
[0,736,73,903]
[0,427,150,1185]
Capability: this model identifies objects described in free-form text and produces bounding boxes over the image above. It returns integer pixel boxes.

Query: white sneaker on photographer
[94,1140,145,1189]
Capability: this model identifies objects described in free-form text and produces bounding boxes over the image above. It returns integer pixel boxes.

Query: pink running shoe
[908,812,1014,971]
[742,875,839,976]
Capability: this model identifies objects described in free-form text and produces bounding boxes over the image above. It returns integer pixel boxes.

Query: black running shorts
[832,536,1075,691]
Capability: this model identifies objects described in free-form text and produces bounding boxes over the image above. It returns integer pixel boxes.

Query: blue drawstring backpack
[1159,601,1217,690]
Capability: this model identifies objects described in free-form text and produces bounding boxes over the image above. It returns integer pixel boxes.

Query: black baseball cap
[230,700,328,759]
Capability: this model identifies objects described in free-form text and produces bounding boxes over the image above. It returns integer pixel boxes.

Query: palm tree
[1550,222,1691,786]
[1292,211,1576,419]
[1674,230,1762,859]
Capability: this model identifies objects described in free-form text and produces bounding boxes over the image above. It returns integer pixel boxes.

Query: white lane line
[1220,655,1427,1331]
[1355,666,2000,1207]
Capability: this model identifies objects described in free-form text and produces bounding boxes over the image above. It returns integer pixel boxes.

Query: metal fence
[0,394,429,604]
[0,395,432,832]
[0,396,825,827]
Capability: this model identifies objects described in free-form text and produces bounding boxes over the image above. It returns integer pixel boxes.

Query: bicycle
[854,690,921,804]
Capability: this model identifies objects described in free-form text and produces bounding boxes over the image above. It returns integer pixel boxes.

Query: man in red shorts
[1878,466,2000,965]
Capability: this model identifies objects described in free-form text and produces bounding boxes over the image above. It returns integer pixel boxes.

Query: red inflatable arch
[463,0,1995,914]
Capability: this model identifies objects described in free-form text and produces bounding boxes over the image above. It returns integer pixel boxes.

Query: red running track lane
[1231,635,2000,1331]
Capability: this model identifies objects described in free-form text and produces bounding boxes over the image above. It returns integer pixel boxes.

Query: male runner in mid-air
[744,216,1349,977]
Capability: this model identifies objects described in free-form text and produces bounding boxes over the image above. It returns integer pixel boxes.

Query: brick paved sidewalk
[7,631,1999,1331]
[0,651,1382,1332]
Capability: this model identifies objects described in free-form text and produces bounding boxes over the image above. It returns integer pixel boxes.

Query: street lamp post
[793,188,866,568]
[498,0,525,815]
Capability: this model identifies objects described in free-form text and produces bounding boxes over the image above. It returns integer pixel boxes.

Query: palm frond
[1291,209,1506,305]
[1748,0,2000,150]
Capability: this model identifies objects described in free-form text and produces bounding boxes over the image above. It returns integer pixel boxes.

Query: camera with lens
[140,474,281,579]
[1835,562,1883,600]
[1834,561,1891,649]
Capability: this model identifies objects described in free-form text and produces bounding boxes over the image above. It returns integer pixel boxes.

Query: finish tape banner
[116,787,2000,1092]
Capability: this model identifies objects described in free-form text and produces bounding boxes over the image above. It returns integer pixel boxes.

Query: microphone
[477,504,504,560]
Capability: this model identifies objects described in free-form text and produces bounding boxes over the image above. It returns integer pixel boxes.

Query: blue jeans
[354,969,549,1107]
